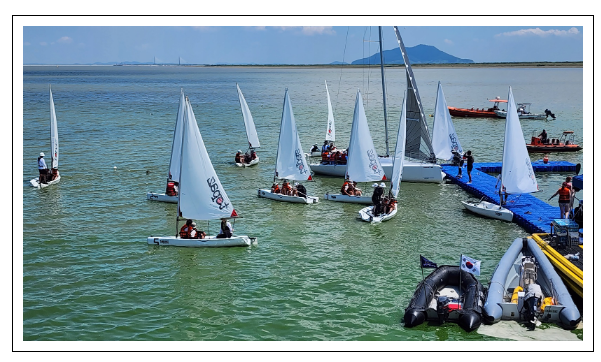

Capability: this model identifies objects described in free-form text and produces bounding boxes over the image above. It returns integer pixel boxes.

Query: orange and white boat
[527,131,582,153]
[448,97,508,117]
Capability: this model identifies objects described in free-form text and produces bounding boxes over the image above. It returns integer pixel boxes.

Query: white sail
[168,89,186,182]
[345,90,385,182]
[178,97,236,220]
[275,89,311,181]
[49,86,59,169]
[325,80,335,141]
[391,93,407,198]
[237,84,260,148]
[432,81,463,160]
[501,87,538,195]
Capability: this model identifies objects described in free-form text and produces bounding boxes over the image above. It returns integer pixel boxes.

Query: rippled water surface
[21,65,584,343]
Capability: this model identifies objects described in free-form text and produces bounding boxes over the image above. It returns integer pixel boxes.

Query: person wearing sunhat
[295,182,307,199]
[37,152,49,184]
[371,182,385,214]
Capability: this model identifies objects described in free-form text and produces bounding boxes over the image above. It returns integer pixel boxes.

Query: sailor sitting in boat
[351,181,362,196]
[295,182,307,199]
[216,218,233,239]
[165,181,178,196]
[271,182,281,194]
[310,144,319,153]
[341,180,352,195]
[235,150,243,163]
[281,180,293,196]
[190,222,206,239]
[179,219,194,238]
[371,183,385,215]
[383,196,397,214]
[250,150,258,160]
[37,152,49,184]
[244,151,252,164]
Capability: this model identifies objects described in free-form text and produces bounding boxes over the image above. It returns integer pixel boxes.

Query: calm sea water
[21,65,584,344]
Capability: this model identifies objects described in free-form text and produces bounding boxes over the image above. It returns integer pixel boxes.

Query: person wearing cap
[235,150,243,164]
[216,218,233,239]
[179,219,194,239]
[549,182,572,219]
[189,221,206,239]
[37,152,49,184]
[295,182,307,199]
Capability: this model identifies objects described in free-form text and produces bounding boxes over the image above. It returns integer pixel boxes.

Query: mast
[378,26,390,157]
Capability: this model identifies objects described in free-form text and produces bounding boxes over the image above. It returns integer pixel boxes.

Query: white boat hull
[357,204,397,223]
[147,234,256,247]
[461,200,513,222]
[147,192,178,203]
[257,189,319,204]
[30,174,61,189]
[235,156,260,167]
[324,193,373,204]
[310,158,443,183]
[494,110,547,120]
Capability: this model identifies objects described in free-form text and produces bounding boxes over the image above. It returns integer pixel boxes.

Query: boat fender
[541,297,555,312]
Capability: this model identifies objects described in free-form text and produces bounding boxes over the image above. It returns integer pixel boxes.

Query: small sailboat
[462,87,538,222]
[147,89,185,203]
[234,84,260,167]
[257,89,318,204]
[483,237,581,330]
[357,90,407,223]
[148,96,256,247]
[308,80,337,158]
[30,85,61,188]
[431,81,463,161]
[325,90,384,205]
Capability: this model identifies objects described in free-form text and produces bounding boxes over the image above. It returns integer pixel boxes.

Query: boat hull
[235,157,260,167]
[257,189,319,204]
[310,159,443,183]
[404,265,485,332]
[447,107,497,118]
[324,193,373,204]
[147,235,256,247]
[494,110,547,120]
[461,200,513,222]
[526,145,582,153]
[357,204,397,223]
[30,174,61,189]
[483,237,581,329]
[147,192,178,203]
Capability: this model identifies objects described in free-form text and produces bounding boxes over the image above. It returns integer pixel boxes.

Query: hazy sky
[20,20,587,65]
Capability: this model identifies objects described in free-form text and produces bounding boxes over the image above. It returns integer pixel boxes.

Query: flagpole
[459,254,463,303]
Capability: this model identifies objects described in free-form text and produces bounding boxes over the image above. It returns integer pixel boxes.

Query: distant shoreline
[24,62,583,68]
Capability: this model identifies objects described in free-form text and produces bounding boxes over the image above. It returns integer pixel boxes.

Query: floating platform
[441,161,579,234]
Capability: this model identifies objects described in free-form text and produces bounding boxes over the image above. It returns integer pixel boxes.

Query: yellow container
[511,286,523,304]
[541,297,555,312]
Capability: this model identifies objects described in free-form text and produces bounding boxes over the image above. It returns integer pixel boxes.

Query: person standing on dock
[465,150,474,184]
[548,182,572,219]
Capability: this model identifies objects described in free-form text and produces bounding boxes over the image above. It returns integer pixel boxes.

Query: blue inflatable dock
[441,161,579,234]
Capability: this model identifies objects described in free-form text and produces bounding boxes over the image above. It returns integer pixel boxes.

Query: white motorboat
[461,200,513,222]
[257,89,318,204]
[461,87,539,222]
[147,89,185,203]
[234,83,260,167]
[310,158,443,182]
[148,95,256,248]
[494,103,549,120]
[30,85,61,189]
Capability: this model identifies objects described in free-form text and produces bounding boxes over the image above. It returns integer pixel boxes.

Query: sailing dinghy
[148,96,256,247]
[358,91,407,223]
[235,84,260,167]
[307,80,338,158]
[30,85,61,189]
[432,81,463,162]
[147,89,185,203]
[325,90,383,205]
[462,87,538,222]
[257,89,318,204]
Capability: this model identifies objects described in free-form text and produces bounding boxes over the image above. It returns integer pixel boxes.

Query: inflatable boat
[404,265,486,332]
[483,237,581,330]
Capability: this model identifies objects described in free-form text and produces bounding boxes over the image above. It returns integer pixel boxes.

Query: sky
[19,18,588,65]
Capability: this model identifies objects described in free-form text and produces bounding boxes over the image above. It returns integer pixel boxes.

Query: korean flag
[460,254,481,276]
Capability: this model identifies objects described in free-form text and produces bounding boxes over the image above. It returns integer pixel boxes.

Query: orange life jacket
[341,181,349,194]
[558,187,571,202]
[282,184,292,194]
[166,182,177,196]
[179,225,191,239]
[321,152,329,162]
[271,185,280,194]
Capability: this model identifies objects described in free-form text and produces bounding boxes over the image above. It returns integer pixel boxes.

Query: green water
[21,65,584,343]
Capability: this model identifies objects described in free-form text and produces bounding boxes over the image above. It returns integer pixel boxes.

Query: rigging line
[335,26,350,117]
[366,26,372,110]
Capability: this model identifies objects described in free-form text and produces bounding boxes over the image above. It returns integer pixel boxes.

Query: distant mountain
[329,61,349,65]
[350,44,474,65]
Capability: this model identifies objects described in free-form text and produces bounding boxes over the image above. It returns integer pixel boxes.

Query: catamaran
[310,26,443,183]
[148,96,256,247]
[147,89,185,203]
[257,89,319,204]
[462,87,539,222]
[235,83,260,167]
[358,90,407,223]
[30,85,61,189]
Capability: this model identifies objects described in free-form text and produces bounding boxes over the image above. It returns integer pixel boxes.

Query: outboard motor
[545,109,556,119]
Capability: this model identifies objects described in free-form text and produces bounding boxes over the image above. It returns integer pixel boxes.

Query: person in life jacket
[179,219,194,239]
[321,140,330,154]
[385,196,397,214]
[340,180,351,195]
[250,150,257,160]
[321,151,330,164]
[282,180,293,196]
[189,221,206,239]
[37,152,49,184]
[244,151,252,164]
[235,150,243,163]
[271,183,281,194]
[549,182,573,219]
[165,181,178,196]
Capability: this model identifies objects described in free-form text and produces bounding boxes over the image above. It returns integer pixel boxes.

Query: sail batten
[325,81,335,142]
[49,86,59,169]
[432,82,463,160]
[345,90,385,182]
[391,93,407,198]
[237,84,260,149]
[501,87,538,195]
[275,89,311,181]
[178,98,235,220]
[168,89,186,182]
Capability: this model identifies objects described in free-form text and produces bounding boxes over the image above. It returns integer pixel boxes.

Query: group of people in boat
[37,152,59,184]
[320,140,348,165]
[271,180,307,198]
[371,182,396,216]
[340,179,362,196]
[179,218,233,239]
[235,149,258,164]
